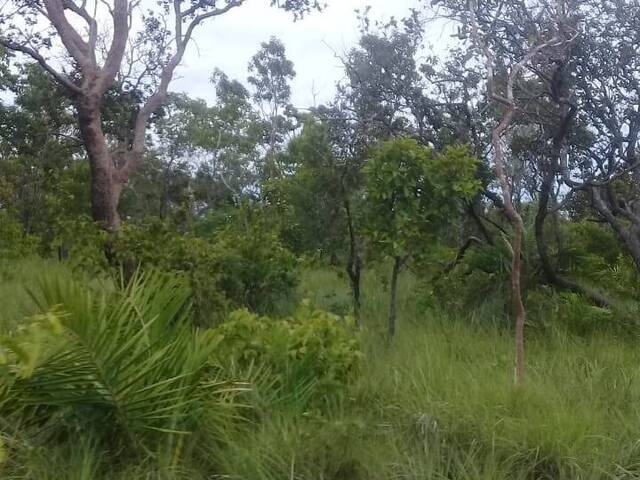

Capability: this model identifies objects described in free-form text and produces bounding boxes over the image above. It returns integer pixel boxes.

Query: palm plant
[0,269,244,456]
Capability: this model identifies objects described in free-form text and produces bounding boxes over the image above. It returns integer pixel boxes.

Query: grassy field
[298,265,640,479]
[2,260,640,479]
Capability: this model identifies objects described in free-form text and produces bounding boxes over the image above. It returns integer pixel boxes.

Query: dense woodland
[2,0,640,478]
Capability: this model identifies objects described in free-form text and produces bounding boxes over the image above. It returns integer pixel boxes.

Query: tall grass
[293,265,640,479]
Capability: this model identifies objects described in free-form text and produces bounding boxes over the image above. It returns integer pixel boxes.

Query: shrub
[0,212,39,259]
[51,215,108,273]
[212,302,362,403]
[214,223,298,315]
[426,243,510,317]
[111,218,298,324]
[111,221,229,324]
[527,289,614,336]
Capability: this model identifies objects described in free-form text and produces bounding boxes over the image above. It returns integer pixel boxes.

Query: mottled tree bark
[77,97,122,230]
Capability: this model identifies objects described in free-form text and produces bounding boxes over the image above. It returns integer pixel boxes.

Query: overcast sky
[172,0,426,108]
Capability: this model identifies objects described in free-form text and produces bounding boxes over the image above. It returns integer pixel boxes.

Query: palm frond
[2,269,239,451]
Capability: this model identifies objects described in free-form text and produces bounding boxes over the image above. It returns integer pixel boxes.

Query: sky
[172,0,425,109]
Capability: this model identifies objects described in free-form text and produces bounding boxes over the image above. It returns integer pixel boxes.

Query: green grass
[297,265,640,479]
[3,260,640,478]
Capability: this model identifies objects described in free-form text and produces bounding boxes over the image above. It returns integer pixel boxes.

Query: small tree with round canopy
[363,138,480,337]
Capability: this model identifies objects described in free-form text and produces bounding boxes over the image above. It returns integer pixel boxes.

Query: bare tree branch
[0,38,81,94]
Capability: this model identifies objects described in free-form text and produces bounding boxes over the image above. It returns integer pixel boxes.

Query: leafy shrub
[527,289,614,336]
[426,243,510,317]
[607,254,640,299]
[111,220,229,324]
[562,221,622,270]
[214,222,298,315]
[0,212,39,259]
[51,215,108,273]
[212,302,362,402]
[112,218,298,323]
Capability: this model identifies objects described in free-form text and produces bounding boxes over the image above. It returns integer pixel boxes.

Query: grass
[299,265,640,478]
[2,259,640,478]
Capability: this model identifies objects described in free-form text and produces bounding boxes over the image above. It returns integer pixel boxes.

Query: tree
[557,1,640,272]
[270,118,344,254]
[435,0,577,383]
[191,71,263,211]
[247,36,297,179]
[0,63,88,249]
[338,11,459,147]
[0,0,320,231]
[313,104,368,322]
[363,138,479,337]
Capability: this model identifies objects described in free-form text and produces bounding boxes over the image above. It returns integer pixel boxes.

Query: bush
[112,221,229,324]
[214,222,298,315]
[0,213,39,259]
[51,215,109,273]
[111,218,299,324]
[527,289,614,336]
[425,243,511,318]
[212,302,362,403]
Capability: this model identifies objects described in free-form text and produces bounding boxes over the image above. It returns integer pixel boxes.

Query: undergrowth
[1,260,640,479]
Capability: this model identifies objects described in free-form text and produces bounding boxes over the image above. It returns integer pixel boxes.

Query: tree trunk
[344,198,362,324]
[388,256,403,338]
[346,251,361,323]
[491,123,526,385]
[511,219,526,385]
[77,97,122,231]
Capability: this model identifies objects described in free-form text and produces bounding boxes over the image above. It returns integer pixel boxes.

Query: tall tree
[435,0,576,383]
[557,1,640,271]
[0,63,87,247]
[0,0,319,231]
[247,36,297,179]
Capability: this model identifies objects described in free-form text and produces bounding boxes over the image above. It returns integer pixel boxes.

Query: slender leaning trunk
[491,128,526,385]
[510,221,526,384]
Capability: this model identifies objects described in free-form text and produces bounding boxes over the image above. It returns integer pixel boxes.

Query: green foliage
[213,208,299,314]
[608,254,640,298]
[560,221,621,279]
[112,221,229,323]
[427,242,511,315]
[52,215,108,272]
[363,138,480,259]
[212,302,362,401]
[266,117,349,257]
[6,10,640,477]
[3,261,640,478]
[112,214,298,322]
[0,270,241,458]
[0,213,39,259]
[426,144,483,201]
